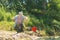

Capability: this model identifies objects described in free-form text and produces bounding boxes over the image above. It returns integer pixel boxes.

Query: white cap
[19,11,23,15]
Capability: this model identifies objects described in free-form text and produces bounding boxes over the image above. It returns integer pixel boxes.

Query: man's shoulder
[22,15,26,18]
[14,15,18,19]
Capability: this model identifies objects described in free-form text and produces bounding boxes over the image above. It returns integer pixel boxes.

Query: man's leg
[14,24,17,31]
[18,24,24,32]
[14,24,24,33]
[14,24,20,33]
[21,24,24,32]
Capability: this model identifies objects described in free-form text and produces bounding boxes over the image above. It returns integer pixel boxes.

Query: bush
[0,21,14,31]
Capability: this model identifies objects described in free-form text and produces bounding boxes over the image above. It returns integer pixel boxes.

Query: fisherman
[12,11,28,33]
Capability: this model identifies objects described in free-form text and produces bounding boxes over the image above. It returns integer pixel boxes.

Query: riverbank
[0,30,60,40]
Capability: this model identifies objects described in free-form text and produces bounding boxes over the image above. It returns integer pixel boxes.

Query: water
[35,36,60,40]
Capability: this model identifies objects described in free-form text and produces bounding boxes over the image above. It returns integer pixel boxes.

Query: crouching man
[12,11,28,33]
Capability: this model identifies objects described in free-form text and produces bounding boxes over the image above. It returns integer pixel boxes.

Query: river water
[35,36,60,40]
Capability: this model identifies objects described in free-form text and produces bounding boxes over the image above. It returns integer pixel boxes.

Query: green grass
[0,21,14,31]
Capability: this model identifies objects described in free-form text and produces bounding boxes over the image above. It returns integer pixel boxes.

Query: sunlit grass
[0,21,14,31]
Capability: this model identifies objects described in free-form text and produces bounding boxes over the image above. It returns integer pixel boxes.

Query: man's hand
[11,17,15,21]
[25,17,28,20]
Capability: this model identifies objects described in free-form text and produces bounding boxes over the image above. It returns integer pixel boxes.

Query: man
[12,12,28,33]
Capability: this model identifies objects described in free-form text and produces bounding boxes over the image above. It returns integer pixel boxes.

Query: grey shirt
[14,15,26,24]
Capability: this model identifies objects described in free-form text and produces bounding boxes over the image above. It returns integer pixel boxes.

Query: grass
[0,21,14,31]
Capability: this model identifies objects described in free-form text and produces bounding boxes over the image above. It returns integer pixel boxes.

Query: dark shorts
[14,24,24,33]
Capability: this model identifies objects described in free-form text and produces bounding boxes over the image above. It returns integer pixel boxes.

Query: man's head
[18,12,23,16]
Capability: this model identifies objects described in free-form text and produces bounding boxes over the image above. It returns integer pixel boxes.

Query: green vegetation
[0,0,60,35]
[0,21,14,31]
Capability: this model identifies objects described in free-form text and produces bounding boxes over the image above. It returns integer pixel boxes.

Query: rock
[0,30,60,40]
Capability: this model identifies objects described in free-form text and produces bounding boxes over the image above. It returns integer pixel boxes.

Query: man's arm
[11,17,15,21]
[25,16,28,20]
[11,15,18,21]
[12,17,15,21]
[23,15,28,20]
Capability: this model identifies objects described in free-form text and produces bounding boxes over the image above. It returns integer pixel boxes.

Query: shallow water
[36,36,60,40]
